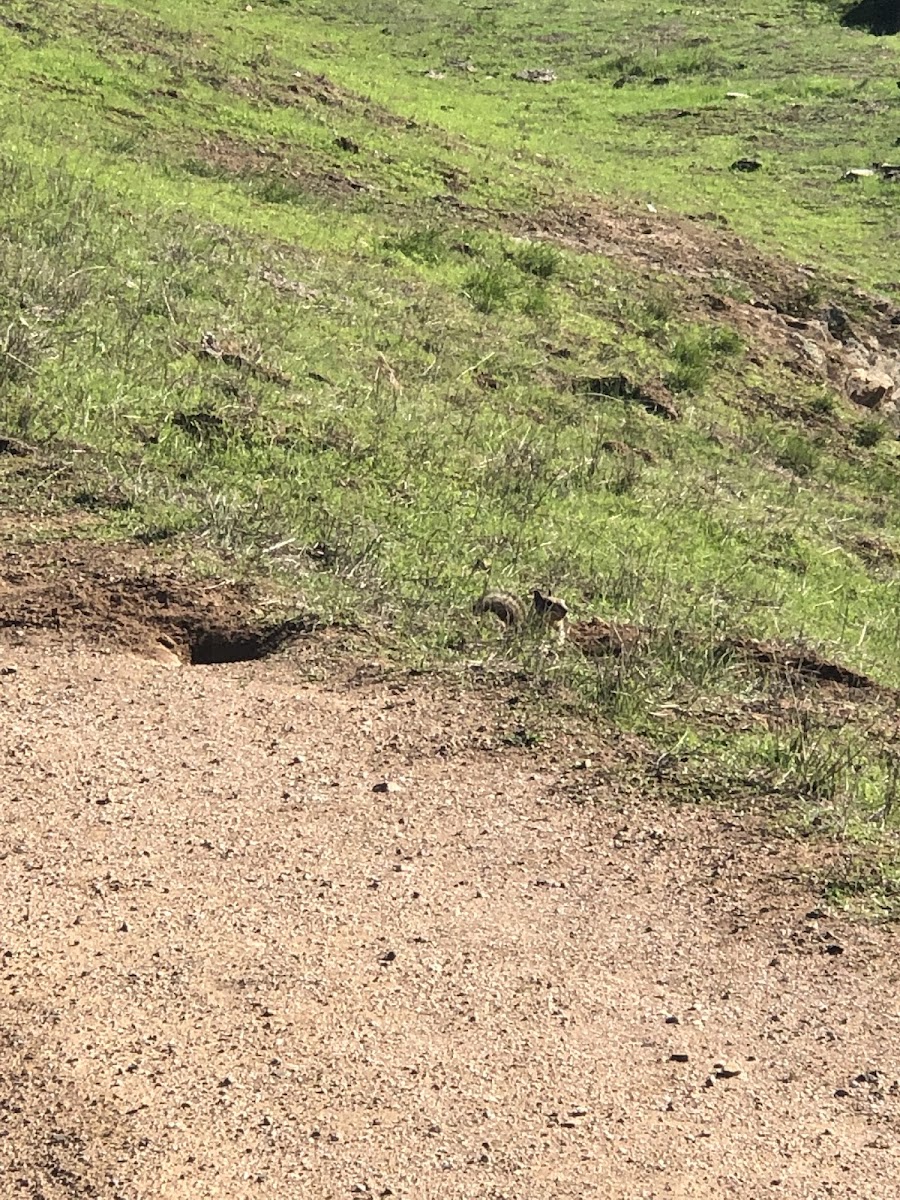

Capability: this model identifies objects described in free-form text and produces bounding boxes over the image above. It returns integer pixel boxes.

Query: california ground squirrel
[473,588,569,642]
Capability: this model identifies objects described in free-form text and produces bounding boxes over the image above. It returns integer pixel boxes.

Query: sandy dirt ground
[1,635,899,1200]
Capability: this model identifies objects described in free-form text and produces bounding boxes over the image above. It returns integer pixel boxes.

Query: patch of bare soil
[1,630,899,1199]
[188,131,371,198]
[0,540,313,665]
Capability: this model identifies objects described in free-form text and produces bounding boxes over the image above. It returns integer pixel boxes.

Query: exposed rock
[514,68,557,83]
[792,336,828,370]
[846,369,896,409]
[826,306,855,341]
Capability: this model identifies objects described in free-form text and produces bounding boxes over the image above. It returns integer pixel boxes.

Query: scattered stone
[514,69,557,83]
[0,665,17,677]
[824,942,845,956]
[834,1087,850,1098]
[665,1015,680,1025]
[713,1059,744,1079]
[379,949,396,965]
[731,158,762,172]
[569,1106,589,1117]
[669,1052,690,1063]
[219,1074,235,1087]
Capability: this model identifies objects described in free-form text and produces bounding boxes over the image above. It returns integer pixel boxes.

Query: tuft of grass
[854,419,886,448]
[463,264,515,314]
[665,324,743,393]
[775,433,819,476]
[513,240,561,280]
[384,227,446,264]
[807,390,837,418]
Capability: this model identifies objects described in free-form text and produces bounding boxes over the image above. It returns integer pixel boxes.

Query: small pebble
[713,1060,744,1079]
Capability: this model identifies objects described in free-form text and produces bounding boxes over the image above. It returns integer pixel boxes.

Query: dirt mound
[723,636,878,690]
[569,617,879,690]
[0,541,313,664]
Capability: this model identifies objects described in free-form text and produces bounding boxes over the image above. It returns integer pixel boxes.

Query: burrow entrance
[186,619,312,665]
[0,541,315,665]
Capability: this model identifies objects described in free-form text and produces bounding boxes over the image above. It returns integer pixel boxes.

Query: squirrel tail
[473,591,524,627]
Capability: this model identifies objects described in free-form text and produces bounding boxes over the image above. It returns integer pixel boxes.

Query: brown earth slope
[1,627,899,1199]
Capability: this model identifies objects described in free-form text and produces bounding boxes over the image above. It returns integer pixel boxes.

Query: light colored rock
[515,68,557,83]
[846,369,896,409]
[713,1060,744,1080]
[793,337,827,370]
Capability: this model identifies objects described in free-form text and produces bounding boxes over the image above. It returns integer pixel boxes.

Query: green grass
[1,0,900,908]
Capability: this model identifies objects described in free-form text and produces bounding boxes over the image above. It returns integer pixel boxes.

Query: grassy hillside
[2,0,900,905]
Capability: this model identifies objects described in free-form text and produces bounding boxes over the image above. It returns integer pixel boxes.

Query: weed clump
[775,433,819,477]
[463,264,514,314]
[665,323,743,393]
[808,391,837,418]
[384,227,445,264]
[854,419,886,448]
[513,240,561,279]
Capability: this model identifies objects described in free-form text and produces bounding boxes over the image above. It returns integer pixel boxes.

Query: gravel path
[1,644,898,1199]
